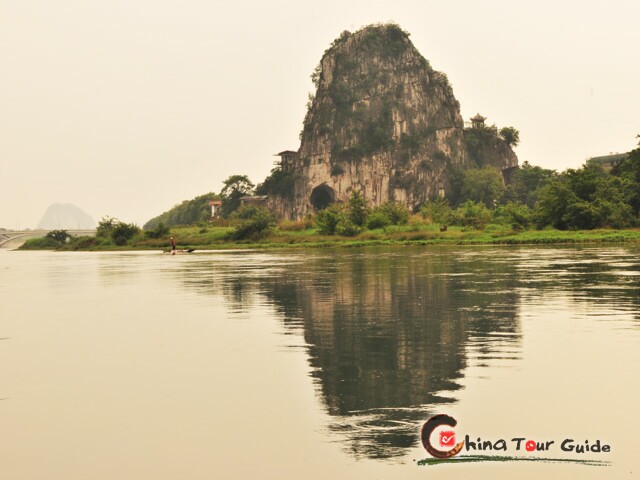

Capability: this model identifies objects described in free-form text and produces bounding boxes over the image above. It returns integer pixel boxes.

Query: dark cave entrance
[310,184,335,211]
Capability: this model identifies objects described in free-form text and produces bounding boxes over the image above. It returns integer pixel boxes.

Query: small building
[470,113,487,129]
[209,200,223,218]
[587,153,628,171]
[240,195,268,207]
[275,150,298,171]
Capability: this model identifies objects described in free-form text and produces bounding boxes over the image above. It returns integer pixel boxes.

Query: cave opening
[310,184,335,211]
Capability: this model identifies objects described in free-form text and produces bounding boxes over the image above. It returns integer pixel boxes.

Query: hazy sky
[2,0,639,228]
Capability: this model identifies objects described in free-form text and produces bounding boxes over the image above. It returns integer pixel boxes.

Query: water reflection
[264,251,525,458]
[174,246,639,459]
[179,248,524,458]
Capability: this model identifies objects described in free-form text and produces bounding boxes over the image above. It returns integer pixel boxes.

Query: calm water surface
[1,246,639,479]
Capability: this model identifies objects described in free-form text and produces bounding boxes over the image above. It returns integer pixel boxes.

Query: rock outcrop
[37,203,95,229]
[269,24,518,219]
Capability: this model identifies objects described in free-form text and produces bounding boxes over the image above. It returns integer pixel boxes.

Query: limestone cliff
[269,24,517,219]
[463,123,519,172]
[37,203,95,229]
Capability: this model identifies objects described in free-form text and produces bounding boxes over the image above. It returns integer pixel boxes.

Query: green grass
[18,223,640,251]
[150,224,640,250]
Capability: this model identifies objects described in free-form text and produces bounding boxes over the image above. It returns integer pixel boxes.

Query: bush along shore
[19,202,640,252]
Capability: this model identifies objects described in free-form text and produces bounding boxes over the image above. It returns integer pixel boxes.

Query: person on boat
[170,236,176,254]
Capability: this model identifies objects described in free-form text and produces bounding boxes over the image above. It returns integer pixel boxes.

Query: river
[1,246,639,479]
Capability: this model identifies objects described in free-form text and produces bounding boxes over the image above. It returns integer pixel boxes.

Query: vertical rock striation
[269,24,518,219]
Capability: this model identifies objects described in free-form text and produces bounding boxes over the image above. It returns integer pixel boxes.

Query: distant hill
[144,192,218,230]
[37,203,95,229]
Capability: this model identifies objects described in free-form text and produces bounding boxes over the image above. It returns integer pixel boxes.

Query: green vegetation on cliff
[255,168,295,200]
[302,23,455,168]
[463,123,519,168]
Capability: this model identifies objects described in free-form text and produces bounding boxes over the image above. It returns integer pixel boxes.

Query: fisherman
[170,236,176,254]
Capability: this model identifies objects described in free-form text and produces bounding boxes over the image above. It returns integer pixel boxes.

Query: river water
[1,246,639,479]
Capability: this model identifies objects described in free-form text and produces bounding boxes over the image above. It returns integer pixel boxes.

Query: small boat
[163,248,196,254]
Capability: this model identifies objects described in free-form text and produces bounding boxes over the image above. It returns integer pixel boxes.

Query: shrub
[315,204,344,235]
[366,211,391,229]
[453,201,493,229]
[96,216,141,245]
[111,222,140,244]
[377,202,410,225]
[330,163,345,176]
[230,206,276,240]
[67,236,99,250]
[19,237,60,250]
[315,192,371,235]
[335,217,362,236]
[494,202,533,230]
[420,199,453,224]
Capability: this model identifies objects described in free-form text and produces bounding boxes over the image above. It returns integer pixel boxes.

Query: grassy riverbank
[19,223,640,251]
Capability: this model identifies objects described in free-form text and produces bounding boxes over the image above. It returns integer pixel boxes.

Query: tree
[494,202,533,230]
[144,192,218,230]
[144,222,170,239]
[255,168,295,200]
[314,201,362,236]
[220,175,255,218]
[96,216,141,245]
[111,222,140,246]
[499,127,520,148]
[534,163,637,229]
[452,201,493,229]
[366,211,392,229]
[420,198,454,225]
[96,216,118,237]
[503,161,555,207]
[377,202,410,225]
[610,146,640,216]
[315,204,344,235]
[347,191,369,227]
[45,229,70,244]
[534,176,577,229]
[460,167,505,208]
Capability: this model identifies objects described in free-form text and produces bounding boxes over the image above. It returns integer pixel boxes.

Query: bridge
[0,229,96,248]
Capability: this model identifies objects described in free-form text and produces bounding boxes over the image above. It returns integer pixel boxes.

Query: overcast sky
[1,0,639,228]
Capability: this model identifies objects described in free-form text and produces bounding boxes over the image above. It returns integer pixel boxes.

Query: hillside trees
[220,175,255,218]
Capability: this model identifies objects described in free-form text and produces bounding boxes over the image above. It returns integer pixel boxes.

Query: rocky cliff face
[463,126,519,172]
[270,24,517,219]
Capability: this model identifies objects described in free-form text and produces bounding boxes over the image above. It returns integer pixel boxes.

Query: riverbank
[18,224,640,251]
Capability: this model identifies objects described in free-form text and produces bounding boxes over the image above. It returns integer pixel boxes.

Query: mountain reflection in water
[175,246,639,459]
[179,248,529,458]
